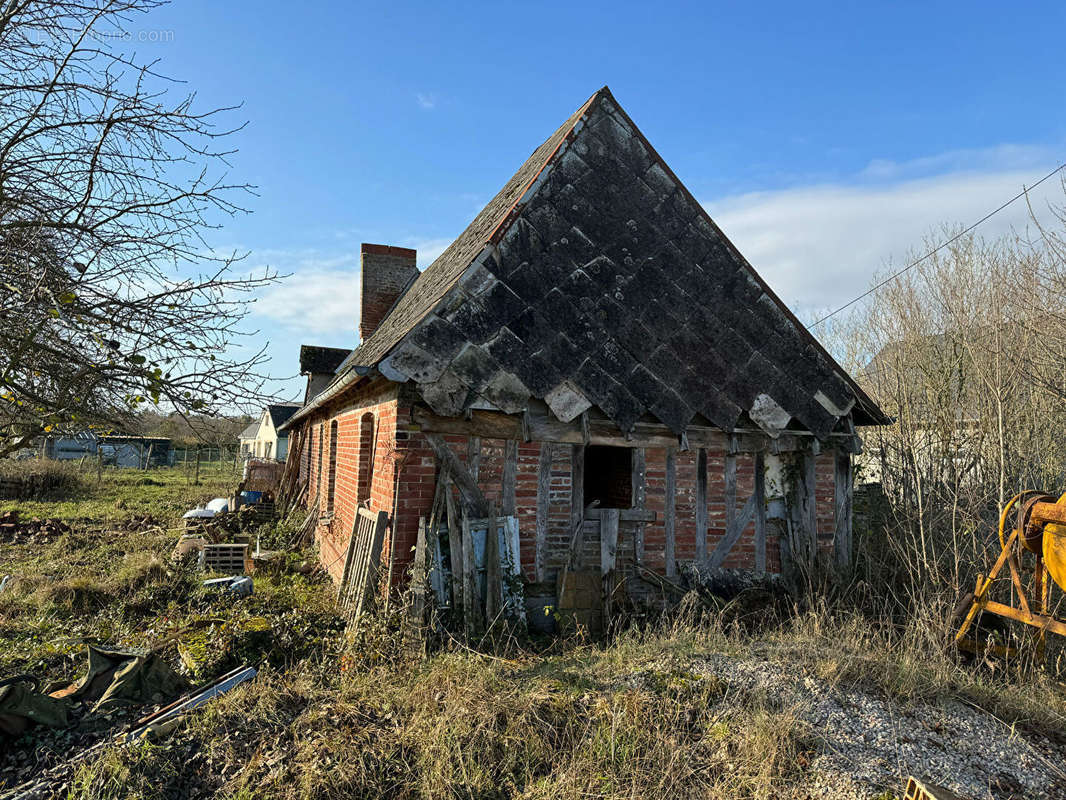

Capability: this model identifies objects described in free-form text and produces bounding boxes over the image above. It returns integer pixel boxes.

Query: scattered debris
[119,664,255,743]
[203,576,253,597]
[0,677,69,737]
[0,512,70,544]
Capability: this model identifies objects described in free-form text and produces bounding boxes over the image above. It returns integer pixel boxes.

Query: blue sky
[132,1,1066,401]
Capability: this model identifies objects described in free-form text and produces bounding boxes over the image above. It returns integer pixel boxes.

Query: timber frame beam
[409,402,859,453]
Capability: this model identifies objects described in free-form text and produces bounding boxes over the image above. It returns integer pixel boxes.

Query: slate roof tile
[295,86,888,434]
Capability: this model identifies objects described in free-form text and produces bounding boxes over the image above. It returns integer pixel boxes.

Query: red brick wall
[297,386,847,587]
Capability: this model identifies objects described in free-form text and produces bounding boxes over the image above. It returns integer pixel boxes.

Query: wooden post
[665,446,676,576]
[462,514,483,637]
[485,513,501,624]
[754,451,767,574]
[445,479,463,613]
[805,449,817,564]
[695,448,708,564]
[632,448,646,566]
[194,447,201,485]
[600,508,620,624]
[535,443,552,583]
[833,449,853,569]
[570,445,585,542]
[724,451,737,549]
[787,449,817,574]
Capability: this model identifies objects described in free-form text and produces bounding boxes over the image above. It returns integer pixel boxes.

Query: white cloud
[252,236,454,338]
[416,92,437,110]
[256,263,361,336]
[704,161,1064,319]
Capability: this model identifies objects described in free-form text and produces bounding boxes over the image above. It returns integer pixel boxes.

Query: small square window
[584,445,633,508]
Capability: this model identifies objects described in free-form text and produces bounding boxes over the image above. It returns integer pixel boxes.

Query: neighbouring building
[281,86,888,597]
[240,404,302,461]
[43,433,173,467]
[300,346,350,404]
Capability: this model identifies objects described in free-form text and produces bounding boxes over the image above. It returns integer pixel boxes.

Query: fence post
[194,448,202,485]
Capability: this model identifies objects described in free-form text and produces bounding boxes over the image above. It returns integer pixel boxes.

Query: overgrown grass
[68,621,816,800]
[0,465,337,683]
[0,462,236,521]
[4,466,1065,798]
[63,598,1066,800]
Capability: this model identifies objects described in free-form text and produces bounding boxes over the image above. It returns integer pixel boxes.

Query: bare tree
[830,201,1066,608]
[0,0,277,457]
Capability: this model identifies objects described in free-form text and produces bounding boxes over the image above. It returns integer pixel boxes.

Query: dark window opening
[584,445,633,508]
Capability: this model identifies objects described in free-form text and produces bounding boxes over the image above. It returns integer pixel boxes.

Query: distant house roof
[239,422,260,440]
[299,345,350,375]
[291,86,887,438]
[267,404,302,431]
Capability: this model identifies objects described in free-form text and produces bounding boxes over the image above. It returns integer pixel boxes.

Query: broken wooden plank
[462,514,482,637]
[834,449,852,569]
[336,515,360,602]
[632,447,646,566]
[444,478,463,612]
[754,451,767,574]
[485,508,501,624]
[600,508,620,626]
[570,444,585,539]
[426,434,489,517]
[804,449,818,563]
[695,448,708,564]
[501,516,525,624]
[665,447,676,577]
[600,508,620,576]
[535,442,552,583]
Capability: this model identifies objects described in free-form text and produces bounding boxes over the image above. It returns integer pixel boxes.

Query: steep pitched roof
[296,87,887,438]
[266,404,301,430]
[239,421,260,440]
[300,345,350,375]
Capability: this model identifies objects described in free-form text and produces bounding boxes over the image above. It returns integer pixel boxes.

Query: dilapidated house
[282,86,888,607]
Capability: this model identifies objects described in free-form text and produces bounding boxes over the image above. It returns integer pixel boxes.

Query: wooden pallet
[337,506,389,621]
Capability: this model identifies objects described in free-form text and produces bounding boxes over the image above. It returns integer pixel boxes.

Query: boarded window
[357,413,374,505]
[326,420,339,513]
[584,445,632,508]
[315,425,324,502]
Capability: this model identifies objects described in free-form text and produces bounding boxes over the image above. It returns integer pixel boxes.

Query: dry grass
[70,621,817,800]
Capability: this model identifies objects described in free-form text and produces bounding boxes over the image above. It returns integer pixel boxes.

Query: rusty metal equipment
[954,491,1066,657]
[903,777,964,800]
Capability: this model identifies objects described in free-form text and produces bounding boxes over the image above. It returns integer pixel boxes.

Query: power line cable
[808,161,1066,329]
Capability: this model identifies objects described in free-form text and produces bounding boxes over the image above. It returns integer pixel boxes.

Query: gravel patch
[680,651,1066,799]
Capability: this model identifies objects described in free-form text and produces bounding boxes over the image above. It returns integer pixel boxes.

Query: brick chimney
[359,243,418,341]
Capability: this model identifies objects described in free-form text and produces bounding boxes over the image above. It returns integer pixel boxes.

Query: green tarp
[65,645,185,712]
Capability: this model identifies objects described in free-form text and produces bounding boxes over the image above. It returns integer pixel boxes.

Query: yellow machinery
[954,491,1066,657]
